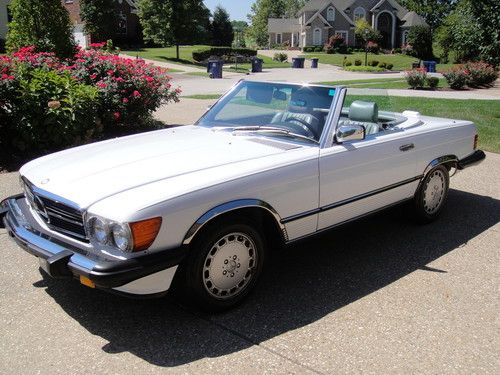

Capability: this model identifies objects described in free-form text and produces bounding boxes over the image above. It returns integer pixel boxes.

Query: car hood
[20,126,296,208]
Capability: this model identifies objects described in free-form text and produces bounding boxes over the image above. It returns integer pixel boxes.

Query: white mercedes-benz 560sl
[0,81,485,311]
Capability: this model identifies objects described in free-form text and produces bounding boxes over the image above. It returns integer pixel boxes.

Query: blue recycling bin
[310,58,319,68]
[423,61,436,73]
[207,58,223,79]
[251,57,263,73]
[292,57,305,69]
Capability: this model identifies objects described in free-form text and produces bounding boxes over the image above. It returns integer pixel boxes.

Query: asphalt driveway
[0,153,498,374]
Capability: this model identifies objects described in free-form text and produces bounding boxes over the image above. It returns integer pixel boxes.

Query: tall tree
[436,0,499,64]
[399,0,455,32]
[247,0,286,47]
[284,0,307,17]
[138,0,211,59]
[211,6,234,46]
[6,0,76,57]
[232,20,248,47]
[469,0,499,65]
[80,0,117,42]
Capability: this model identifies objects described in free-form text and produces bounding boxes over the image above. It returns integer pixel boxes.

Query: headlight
[89,217,109,245]
[111,223,131,252]
[86,215,161,253]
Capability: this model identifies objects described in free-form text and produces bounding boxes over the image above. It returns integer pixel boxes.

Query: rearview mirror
[336,124,365,143]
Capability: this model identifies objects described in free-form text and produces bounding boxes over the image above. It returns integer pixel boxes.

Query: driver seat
[271,105,321,138]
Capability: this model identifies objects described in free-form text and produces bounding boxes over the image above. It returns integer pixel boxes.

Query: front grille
[24,181,88,242]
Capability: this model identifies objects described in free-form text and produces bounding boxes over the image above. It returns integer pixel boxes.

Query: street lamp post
[364,30,369,66]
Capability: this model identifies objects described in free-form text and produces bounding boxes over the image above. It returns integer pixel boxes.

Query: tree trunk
[176,44,180,60]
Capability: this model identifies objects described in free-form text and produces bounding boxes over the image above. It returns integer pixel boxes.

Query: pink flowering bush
[70,48,179,125]
[463,62,497,87]
[405,68,427,89]
[442,67,468,90]
[443,62,496,90]
[0,46,180,167]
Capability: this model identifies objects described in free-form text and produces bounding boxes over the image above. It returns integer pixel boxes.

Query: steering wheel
[283,117,317,139]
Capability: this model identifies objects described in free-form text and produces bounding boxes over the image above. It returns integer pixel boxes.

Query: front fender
[182,199,286,245]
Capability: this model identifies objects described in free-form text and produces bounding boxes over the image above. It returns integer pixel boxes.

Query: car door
[318,119,419,231]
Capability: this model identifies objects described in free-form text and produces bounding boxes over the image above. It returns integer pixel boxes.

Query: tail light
[474,134,478,150]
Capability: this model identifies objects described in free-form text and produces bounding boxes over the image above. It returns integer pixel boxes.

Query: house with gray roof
[268,0,427,49]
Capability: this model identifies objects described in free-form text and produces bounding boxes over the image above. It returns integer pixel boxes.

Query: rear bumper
[1,195,186,294]
[457,150,486,170]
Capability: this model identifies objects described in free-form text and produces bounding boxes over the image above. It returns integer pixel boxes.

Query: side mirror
[336,124,366,143]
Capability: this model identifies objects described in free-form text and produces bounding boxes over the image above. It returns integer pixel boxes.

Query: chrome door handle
[399,143,414,152]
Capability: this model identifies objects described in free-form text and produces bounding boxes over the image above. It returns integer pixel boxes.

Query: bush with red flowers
[443,62,497,90]
[0,46,180,168]
[405,68,427,89]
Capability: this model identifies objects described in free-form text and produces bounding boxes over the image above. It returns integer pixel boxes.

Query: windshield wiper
[231,126,318,144]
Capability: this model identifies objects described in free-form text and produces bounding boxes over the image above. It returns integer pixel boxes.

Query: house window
[402,30,409,46]
[335,31,348,44]
[276,33,282,44]
[327,7,335,22]
[313,28,322,45]
[354,7,366,21]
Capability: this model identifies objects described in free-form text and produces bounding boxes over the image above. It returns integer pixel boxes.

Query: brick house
[268,0,427,49]
[63,0,142,48]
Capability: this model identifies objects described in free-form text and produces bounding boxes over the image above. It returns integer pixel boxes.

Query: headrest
[349,101,378,123]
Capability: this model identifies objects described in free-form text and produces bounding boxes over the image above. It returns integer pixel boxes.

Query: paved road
[0,153,498,374]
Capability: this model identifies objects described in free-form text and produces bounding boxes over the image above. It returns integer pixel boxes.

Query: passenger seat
[340,100,380,135]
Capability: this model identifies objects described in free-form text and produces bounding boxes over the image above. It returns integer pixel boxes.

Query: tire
[413,165,450,223]
[177,218,266,312]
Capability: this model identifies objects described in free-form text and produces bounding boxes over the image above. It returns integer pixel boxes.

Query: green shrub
[314,46,323,52]
[1,69,99,155]
[442,67,468,89]
[192,47,257,62]
[393,48,402,54]
[345,61,352,66]
[464,62,498,87]
[378,62,387,69]
[427,77,439,89]
[273,52,288,62]
[369,60,379,67]
[405,68,427,89]
[0,38,5,53]
[354,59,362,66]
[386,63,394,70]
[303,46,314,52]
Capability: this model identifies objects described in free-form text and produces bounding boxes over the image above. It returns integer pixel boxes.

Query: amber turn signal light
[130,217,162,251]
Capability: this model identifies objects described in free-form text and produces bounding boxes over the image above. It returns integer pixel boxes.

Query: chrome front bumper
[1,196,187,293]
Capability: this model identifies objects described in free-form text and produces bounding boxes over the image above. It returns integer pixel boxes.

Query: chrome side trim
[286,197,413,244]
[422,155,458,177]
[281,175,423,224]
[182,199,286,245]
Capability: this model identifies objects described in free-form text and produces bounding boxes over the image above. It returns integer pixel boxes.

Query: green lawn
[181,93,498,153]
[318,77,448,89]
[304,52,455,72]
[122,45,209,67]
[345,95,499,153]
[121,46,289,69]
[183,94,221,100]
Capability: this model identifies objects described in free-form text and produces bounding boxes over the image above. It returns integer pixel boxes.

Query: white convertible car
[1,81,485,311]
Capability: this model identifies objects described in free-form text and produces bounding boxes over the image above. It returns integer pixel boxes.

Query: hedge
[192,47,257,62]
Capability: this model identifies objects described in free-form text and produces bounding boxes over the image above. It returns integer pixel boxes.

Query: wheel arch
[182,199,287,247]
[422,155,458,178]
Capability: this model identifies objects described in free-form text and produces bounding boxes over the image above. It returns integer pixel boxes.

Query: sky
[203,0,254,22]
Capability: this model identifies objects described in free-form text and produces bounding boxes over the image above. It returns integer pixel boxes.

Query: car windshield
[196,81,336,143]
